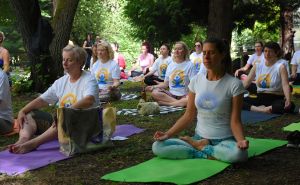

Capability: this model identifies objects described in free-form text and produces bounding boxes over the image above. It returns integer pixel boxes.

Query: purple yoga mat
[112,124,145,138]
[0,140,69,176]
[0,124,144,176]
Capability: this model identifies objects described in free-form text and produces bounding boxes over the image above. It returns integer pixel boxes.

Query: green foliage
[11,67,33,94]
[0,0,15,26]
[71,0,140,67]
[181,25,207,51]
[232,21,280,57]
[124,0,192,49]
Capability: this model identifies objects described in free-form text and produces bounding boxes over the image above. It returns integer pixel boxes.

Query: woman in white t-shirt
[234,41,264,77]
[144,43,172,85]
[152,38,248,163]
[91,41,121,102]
[146,41,196,107]
[9,45,99,154]
[243,42,295,114]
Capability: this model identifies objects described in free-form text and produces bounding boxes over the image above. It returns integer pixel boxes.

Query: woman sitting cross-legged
[152,38,249,163]
[91,41,121,102]
[143,43,172,86]
[242,42,296,114]
[145,41,196,107]
[8,45,99,154]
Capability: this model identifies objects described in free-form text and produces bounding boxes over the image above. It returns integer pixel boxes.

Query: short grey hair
[63,45,87,68]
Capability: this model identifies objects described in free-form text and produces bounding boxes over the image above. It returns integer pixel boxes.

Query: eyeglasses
[195,44,201,47]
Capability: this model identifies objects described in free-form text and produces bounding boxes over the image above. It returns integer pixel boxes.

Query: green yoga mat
[101,137,287,185]
[283,122,300,131]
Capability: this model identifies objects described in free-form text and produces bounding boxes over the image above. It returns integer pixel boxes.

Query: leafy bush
[11,67,33,94]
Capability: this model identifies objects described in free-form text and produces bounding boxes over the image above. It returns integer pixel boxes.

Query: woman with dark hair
[152,38,248,163]
[234,41,264,77]
[144,43,172,85]
[111,42,127,79]
[128,42,154,77]
[243,42,295,114]
[82,33,93,70]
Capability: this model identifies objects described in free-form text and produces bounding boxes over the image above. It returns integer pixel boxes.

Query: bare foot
[262,106,272,113]
[180,136,210,150]
[9,140,38,154]
[7,137,30,152]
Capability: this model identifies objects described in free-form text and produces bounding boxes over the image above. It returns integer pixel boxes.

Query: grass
[1,80,300,185]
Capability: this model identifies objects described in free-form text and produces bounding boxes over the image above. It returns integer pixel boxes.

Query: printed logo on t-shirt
[196,92,219,110]
[192,57,202,72]
[96,68,109,85]
[59,93,77,107]
[257,73,271,88]
[159,63,168,78]
[170,70,185,88]
[253,58,261,65]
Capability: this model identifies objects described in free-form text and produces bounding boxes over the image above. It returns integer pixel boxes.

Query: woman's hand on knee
[237,139,249,150]
[154,131,169,141]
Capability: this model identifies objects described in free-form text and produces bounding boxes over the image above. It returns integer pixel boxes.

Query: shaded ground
[1,81,300,185]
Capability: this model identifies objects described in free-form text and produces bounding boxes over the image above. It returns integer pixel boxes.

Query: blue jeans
[152,134,248,163]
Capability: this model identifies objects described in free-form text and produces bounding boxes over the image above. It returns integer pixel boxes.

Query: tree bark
[9,0,79,92]
[49,0,79,80]
[9,0,50,92]
[207,0,234,43]
[280,5,295,60]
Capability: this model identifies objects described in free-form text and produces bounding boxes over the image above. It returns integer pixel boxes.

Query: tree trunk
[9,0,51,92]
[207,0,234,43]
[49,0,79,80]
[280,5,295,61]
[9,0,79,92]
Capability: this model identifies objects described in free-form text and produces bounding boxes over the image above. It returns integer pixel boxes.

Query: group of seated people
[1,37,300,165]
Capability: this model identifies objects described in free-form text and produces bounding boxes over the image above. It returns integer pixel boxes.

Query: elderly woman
[9,45,99,154]
[152,38,248,163]
[146,41,196,107]
[91,41,121,102]
[243,42,295,114]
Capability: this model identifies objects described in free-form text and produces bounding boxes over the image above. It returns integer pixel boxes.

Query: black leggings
[243,93,295,114]
[144,75,164,86]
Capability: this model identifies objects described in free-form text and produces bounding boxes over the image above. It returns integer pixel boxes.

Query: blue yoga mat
[241,110,280,124]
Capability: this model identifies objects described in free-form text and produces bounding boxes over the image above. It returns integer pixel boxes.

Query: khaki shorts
[29,110,54,135]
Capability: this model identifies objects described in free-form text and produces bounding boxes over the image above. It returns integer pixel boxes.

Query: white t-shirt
[255,60,283,94]
[291,50,300,72]
[165,60,196,96]
[189,73,245,139]
[91,59,120,90]
[190,52,203,74]
[0,70,13,123]
[277,59,290,77]
[152,56,172,80]
[247,53,264,66]
[40,71,99,108]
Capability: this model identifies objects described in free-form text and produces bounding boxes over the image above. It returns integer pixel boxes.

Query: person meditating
[152,38,248,163]
[9,45,99,154]
[242,42,295,114]
[145,41,196,107]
